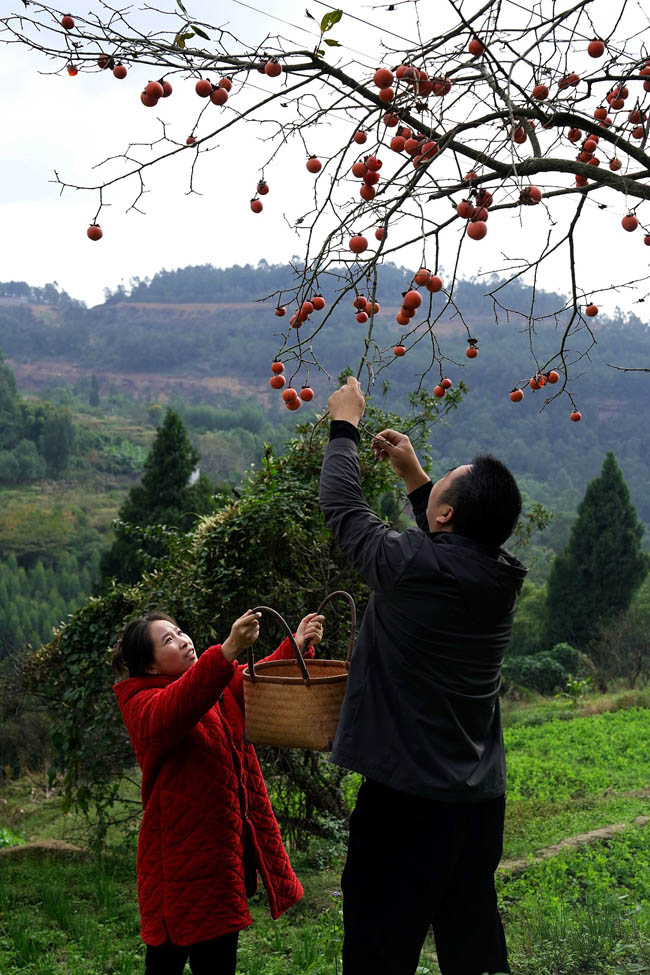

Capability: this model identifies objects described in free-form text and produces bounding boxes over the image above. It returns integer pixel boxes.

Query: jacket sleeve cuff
[329,420,360,445]
[408,480,433,510]
[268,635,315,661]
[408,481,433,532]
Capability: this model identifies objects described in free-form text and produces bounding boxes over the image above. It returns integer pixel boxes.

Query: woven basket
[242,591,356,750]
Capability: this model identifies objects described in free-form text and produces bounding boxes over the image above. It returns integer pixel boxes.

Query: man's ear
[434,504,454,527]
[145,664,160,675]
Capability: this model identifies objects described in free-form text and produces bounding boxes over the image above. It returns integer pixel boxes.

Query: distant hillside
[1,263,648,538]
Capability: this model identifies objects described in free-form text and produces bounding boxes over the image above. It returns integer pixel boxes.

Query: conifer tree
[546,452,649,651]
[99,408,214,586]
[38,406,75,476]
[89,374,100,408]
[0,352,22,451]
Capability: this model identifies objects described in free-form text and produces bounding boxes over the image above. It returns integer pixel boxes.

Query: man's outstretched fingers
[328,376,366,425]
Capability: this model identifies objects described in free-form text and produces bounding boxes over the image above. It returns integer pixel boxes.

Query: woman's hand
[221,610,261,662]
[295,613,325,649]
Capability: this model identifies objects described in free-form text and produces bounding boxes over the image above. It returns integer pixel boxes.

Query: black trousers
[341,779,510,975]
[144,932,239,975]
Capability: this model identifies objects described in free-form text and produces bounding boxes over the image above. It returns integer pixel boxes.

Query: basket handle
[245,592,357,683]
[246,605,311,685]
[315,590,357,665]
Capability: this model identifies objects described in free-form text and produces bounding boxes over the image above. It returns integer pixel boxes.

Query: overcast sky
[1,0,649,317]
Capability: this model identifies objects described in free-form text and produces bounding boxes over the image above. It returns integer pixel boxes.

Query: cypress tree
[89,374,100,407]
[131,408,200,519]
[100,408,213,586]
[546,451,649,650]
[31,560,48,597]
[0,352,22,451]
[38,406,75,476]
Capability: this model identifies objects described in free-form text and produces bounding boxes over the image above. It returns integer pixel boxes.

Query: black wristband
[329,420,361,445]
[408,481,433,508]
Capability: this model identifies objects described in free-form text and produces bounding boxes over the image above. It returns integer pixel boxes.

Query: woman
[112,606,324,975]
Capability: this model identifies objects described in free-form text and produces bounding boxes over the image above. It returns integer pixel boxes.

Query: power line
[226,0,378,63]
[228,0,323,39]
[502,0,605,45]
[312,0,419,45]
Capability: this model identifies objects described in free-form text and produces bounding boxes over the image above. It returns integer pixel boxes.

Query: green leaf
[320,9,343,32]
[174,30,195,49]
[191,24,210,40]
[324,37,341,46]
[176,0,188,14]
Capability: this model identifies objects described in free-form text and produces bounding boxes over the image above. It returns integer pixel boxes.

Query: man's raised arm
[370,428,434,533]
[318,378,426,591]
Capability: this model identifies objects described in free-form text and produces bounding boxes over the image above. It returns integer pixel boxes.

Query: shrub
[0,826,24,848]
[548,642,584,673]
[503,642,593,696]
[503,653,567,695]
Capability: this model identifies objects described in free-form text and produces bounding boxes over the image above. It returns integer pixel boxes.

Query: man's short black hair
[440,454,522,547]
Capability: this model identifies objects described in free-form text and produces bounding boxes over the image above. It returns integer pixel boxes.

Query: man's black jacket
[319,430,527,802]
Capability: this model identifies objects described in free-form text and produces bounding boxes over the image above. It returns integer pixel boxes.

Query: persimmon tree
[3,0,650,418]
[22,392,455,844]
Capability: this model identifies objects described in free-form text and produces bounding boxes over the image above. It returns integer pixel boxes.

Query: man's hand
[372,429,430,494]
[328,376,365,427]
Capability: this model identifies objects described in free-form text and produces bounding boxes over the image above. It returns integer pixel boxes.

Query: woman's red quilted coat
[113,637,306,946]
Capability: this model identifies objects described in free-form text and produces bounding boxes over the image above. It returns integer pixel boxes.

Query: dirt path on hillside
[0,839,86,859]
[7,358,254,401]
[2,815,648,872]
[499,814,650,877]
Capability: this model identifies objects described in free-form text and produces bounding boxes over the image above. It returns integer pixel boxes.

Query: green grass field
[1,692,649,974]
[503,703,650,859]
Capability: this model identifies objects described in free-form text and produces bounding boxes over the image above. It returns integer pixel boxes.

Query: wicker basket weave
[242,591,356,750]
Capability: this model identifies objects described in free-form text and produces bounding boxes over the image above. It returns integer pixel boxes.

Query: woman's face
[146,619,197,677]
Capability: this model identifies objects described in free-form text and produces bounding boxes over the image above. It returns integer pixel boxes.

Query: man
[319,376,527,975]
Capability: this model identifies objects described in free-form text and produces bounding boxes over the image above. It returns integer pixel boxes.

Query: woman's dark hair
[440,454,522,547]
[112,612,178,677]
